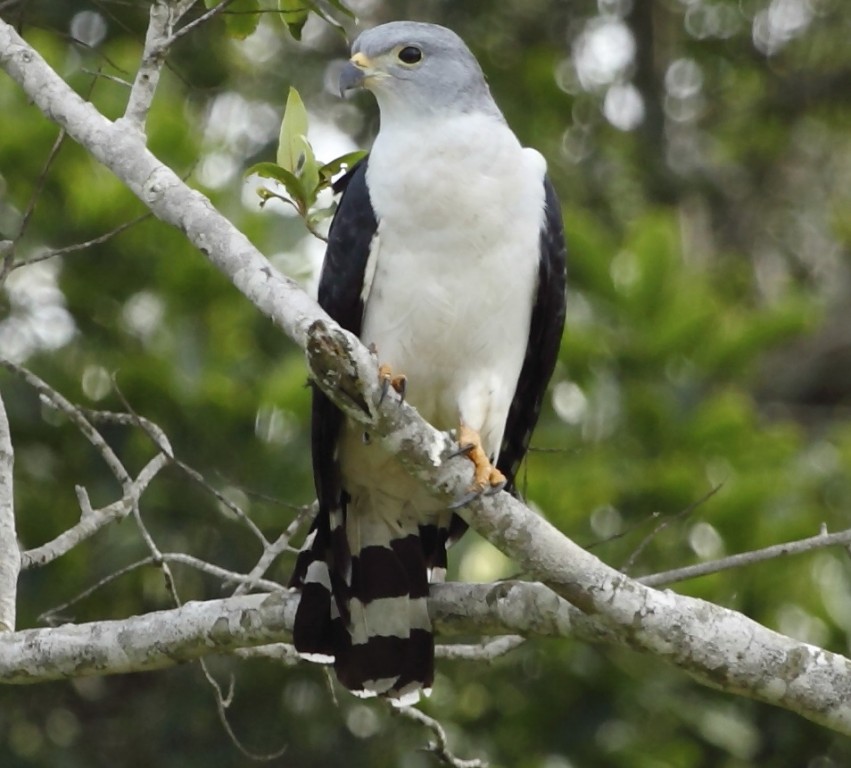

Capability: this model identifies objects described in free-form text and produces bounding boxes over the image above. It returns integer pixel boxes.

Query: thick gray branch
[0,390,18,633]
[0,593,293,683]
[0,583,600,684]
[0,19,324,351]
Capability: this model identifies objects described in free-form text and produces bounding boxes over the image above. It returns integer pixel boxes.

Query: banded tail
[290,497,456,703]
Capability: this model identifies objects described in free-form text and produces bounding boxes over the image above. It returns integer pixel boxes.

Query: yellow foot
[378,363,407,404]
[456,424,507,492]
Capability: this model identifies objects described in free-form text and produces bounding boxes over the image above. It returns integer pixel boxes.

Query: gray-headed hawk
[290,21,567,704]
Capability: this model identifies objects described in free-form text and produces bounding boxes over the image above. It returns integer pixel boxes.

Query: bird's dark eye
[398,46,423,64]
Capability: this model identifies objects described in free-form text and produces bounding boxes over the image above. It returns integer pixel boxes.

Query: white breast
[355,112,546,476]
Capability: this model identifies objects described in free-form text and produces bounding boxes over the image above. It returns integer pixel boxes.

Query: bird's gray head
[339,22,500,120]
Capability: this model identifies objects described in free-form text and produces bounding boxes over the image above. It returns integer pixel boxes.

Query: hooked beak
[339,52,376,96]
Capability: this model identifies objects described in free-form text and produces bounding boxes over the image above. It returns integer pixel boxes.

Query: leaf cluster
[246,87,365,239]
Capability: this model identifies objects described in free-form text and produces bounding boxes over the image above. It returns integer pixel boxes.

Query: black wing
[291,158,376,592]
[311,158,376,512]
[498,175,567,494]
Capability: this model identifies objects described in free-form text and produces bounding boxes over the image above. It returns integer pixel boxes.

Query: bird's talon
[448,442,475,460]
[379,378,391,406]
[378,363,406,405]
[484,478,507,496]
[448,425,507,501]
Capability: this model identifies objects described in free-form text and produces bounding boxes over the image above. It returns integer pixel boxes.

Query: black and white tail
[290,495,453,703]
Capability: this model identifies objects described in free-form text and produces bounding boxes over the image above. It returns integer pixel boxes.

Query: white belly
[337,112,546,517]
[360,233,534,448]
[358,112,546,457]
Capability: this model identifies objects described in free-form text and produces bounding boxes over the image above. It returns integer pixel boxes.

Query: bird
[289,20,566,705]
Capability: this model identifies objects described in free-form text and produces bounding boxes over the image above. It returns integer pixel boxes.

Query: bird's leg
[454,424,507,494]
[377,363,407,405]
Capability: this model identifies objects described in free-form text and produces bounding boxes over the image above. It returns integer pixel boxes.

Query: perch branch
[0,390,19,632]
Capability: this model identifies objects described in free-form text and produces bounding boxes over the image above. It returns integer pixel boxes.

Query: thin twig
[108,382,271,547]
[231,503,314,596]
[10,211,152,271]
[621,484,723,574]
[39,557,151,625]
[3,59,116,286]
[0,128,65,286]
[394,706,488,768]
[199,657,289,761]
[21,453,170,569]
[584,511,661,551]
[435,635,525,662]
[81,68,133,87]
[162,553,284,593]
[640,525,851,587]
[38,553,283,624]
[170,0,237,44]
[14,128,65,243]
[0,360,130,486]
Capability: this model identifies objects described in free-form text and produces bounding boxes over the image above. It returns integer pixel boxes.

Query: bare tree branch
[37,553,281,627]
[85,403,269,547]
[0,361,178,570]
[640,525,851,588]
[0,389,19,633]
[0,125,66,286]
[0,361,129,486]
[621,483,723,573]
[393,705,488,768]
[122,0,196,132]
[171,0,236,44]
[198,651,289,761]
[0,584,591,684]
[0,593,294,683]
[1,572,848,738]
[20,454,169,569]
[231,503,314,597]
[9,211,152,272]
[435,635,525,662]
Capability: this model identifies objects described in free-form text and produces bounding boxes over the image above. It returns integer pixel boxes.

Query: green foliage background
[2,0,851,766]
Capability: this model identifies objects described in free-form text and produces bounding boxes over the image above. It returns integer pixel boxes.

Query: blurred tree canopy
[1,0,851,766]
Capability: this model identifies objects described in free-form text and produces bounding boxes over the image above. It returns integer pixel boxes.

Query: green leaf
[299,140,320,205]
[206,0,260,39]
[318,150,368,183]
[246,161,308,211]
[278,0,310,40]
[308,205,337,226]
[277,87,310,174]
